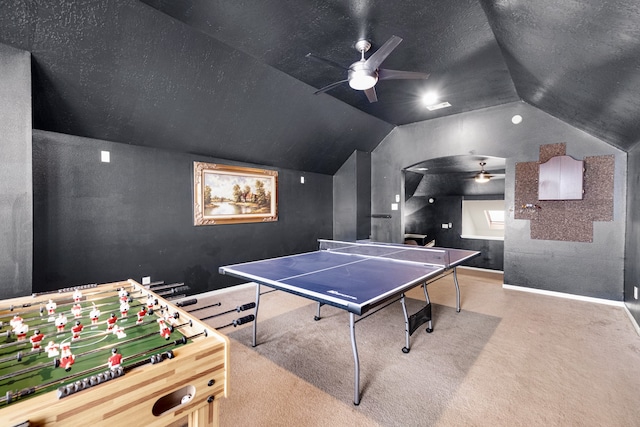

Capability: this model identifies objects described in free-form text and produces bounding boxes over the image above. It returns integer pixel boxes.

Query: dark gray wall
[32,130,333,296]
[333,150,371,241]
[373,102,627,301]
[625,144,640,326]
[0,44,32,299]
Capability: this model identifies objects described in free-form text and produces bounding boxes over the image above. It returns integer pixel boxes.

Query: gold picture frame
[193,161,278,226]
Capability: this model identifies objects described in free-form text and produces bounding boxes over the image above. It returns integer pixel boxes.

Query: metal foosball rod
[200,302,256,321]
[0,287,142,322]
[0,285,139,316]
[215,315,255,330]
[179,300,222,312]
[0,317,194,380]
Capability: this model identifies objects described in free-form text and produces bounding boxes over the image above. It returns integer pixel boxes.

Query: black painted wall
[32,130,333,295]
[334,150,371,241]
[625,144,640,326]
[0,44,32,299]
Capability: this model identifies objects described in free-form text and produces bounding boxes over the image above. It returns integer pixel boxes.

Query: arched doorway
[403,155,506,271]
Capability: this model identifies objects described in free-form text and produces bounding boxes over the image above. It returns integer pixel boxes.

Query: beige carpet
[191,269,640,427]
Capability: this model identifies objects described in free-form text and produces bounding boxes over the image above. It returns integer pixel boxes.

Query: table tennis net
[318,240,451,267]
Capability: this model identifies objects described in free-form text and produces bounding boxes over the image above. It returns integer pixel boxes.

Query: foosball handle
[176,299,197,308]
[233,315,255,327]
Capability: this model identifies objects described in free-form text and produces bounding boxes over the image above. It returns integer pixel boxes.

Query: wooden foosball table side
[1,279,230,427]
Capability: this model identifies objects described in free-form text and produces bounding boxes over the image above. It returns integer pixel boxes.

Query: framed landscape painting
[193,162,278,226]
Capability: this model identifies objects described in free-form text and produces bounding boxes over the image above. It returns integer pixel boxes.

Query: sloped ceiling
[1,0,639,175]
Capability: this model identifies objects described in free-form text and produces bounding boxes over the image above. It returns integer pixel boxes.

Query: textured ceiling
[1,0,639,175]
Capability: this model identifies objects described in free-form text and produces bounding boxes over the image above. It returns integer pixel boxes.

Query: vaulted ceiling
[1,1,639,175]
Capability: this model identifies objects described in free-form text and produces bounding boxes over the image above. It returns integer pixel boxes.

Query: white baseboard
[502,284,624,307]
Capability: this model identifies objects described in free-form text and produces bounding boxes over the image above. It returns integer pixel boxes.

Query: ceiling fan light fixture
[474,162,491,183]
[475,172,491,183]
[348,63,378,90]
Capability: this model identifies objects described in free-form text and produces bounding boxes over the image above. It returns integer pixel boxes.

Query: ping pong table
[218,239,479,405]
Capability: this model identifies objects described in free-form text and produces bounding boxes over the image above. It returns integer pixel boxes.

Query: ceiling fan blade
[364,35,402,70]
[305,53,348,71]
[364,87,378,103]
[378,68,430,81]
[313,79,349,94]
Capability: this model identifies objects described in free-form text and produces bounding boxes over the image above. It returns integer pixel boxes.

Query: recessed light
[421,92,439,106]
[511,114,523,124]
[426,102,451,111]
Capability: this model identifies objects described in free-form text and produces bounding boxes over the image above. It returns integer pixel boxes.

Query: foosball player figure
[90,303,101,325]
[118,287,128,302]
[45,340,59,357]
[15,322,29,341]
[71,302,82,319]
[108,348,123,370]
[46,299,57,317]
[73,289,82,303]
[158,318,171,340]
[59,343,75,372]
[106,313,118,331]
[71,320,83,341]
[136,306,147,325]
[120,301,130,318]
[30,329,45,350]
[10,314,23,330]
[147,294,156,311]
[113,324,126,338]
[55,312,68,333]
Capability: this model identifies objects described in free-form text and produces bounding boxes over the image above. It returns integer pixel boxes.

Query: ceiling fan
[473,162,505,183]
[306,35,430,103]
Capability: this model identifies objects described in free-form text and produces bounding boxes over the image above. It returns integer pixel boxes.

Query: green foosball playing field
[0,280,229,427]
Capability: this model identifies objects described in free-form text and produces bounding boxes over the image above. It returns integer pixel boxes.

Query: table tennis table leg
[349,312,361,406]
[401,294,411,353]
[252,283,261,347]
[453,267,461,312]
[422,283,433,332]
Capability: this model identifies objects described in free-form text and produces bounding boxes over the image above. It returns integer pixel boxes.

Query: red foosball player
[55,313,68,333]
[15,323,28,341]
[136,306,147,324]
[45,341,59,357]
[108,348,123,370]
[46,299,57,317]
[71,303,82,319]
[90,303,101,325]
[120,301,130,318]
[158,319,171,340]
[30,329,45,350]
[106,313,118,331]
[71,320,83,341]
[59,343,75,372]
[73,289,82,303]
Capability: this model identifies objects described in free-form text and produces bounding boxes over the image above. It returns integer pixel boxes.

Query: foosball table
[0,279,229,427]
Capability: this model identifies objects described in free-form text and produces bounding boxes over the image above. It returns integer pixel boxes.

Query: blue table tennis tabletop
[218,239,478,316]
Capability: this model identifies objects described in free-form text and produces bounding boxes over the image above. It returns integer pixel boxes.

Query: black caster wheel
[426,328,433,333]
[402,347,410,354]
